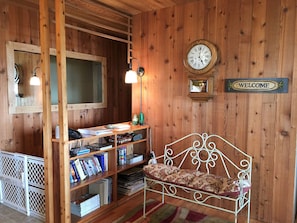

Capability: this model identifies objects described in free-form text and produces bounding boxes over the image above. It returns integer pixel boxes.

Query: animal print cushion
[143,163,250,197]
[143,163,179,179]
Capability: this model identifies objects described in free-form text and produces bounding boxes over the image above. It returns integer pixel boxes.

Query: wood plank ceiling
[9,0,196,39]
[7,0,196,62]
[94,0,195,15]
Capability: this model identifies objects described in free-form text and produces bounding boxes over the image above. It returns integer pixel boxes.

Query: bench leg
[143,180,147,218]
[161,185,165,203]
[247,200,250,223]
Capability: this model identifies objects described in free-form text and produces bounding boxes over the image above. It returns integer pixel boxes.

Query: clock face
[184,40,218,75]
[187,44,212,70]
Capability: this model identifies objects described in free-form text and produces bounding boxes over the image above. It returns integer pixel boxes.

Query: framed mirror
[6,41,107,114]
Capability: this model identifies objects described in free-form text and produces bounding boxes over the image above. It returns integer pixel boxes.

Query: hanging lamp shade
[30,67,41,86]
[125,69,138,83]
[30,74,41,86]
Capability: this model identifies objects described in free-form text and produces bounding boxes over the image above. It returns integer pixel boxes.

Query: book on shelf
[77,126,113,136]
[79,159,90,176]
[94,154,104,172]
[94,152,108,172]
[103,178,112,204]
[117,178,144,188]
[89,156,103,174]
[89,180,105,206]
[70,156,104,183]
[70,164,78,183]
[118,167,144,196]
[82,159,95,176]
[89,177,112,205]
[74,159,87,181]
[118,167,144,181]
[117,182,144,196]
[103,152,108,171]
[70,160,80,182]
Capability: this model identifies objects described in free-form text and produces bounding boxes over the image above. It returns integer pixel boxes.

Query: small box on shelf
[71,194,100,217]
[126,154,143,164]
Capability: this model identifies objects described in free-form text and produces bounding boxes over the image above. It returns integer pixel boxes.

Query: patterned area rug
[113,199,232,223]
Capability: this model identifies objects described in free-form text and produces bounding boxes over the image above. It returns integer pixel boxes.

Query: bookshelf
[52,122,150,223]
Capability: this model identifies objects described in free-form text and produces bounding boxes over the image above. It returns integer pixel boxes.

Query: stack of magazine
[117,167,144,196]
[71,194,100,217]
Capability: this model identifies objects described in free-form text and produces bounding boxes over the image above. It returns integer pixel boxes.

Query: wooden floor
[93,191,258,223]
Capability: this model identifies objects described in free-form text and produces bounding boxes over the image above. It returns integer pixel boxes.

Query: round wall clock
[184,39,218,75]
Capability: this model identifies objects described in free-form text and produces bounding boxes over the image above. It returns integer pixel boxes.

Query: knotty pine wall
[0,2,130,157]
[133,0,297,223]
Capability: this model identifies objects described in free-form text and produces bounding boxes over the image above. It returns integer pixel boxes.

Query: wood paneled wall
[0,2,131,157]
[133,0,297,222]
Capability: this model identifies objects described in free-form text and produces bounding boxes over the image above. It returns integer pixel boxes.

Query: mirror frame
[6,41,107,114]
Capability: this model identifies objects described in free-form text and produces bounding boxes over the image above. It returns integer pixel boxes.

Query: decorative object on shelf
[30,66,41,86]
[138,112,144,125]
[188,76,214,101]
[125,57,145,125]
[117,147,127,165]
[184,39,218,76]
[132,114,138,125]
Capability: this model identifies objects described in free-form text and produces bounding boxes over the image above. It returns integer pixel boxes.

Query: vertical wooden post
[55,0,70,222]
[39,0,54,222]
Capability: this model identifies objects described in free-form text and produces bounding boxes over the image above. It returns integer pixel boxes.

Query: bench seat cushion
[143,163,250,197]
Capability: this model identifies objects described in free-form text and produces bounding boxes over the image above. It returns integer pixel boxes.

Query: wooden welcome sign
[225,78,288,93]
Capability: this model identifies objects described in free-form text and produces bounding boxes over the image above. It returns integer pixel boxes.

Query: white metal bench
[143,133,252,223]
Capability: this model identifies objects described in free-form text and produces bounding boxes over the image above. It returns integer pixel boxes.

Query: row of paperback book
[89,178,112,206]
[70,152,108,183]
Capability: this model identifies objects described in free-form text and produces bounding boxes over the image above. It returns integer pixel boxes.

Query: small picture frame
[188,77,214,101]
[189,80,208,93]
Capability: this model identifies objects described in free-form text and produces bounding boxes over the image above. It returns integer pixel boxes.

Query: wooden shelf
[53,122,150,222]
[117,160,147,173]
